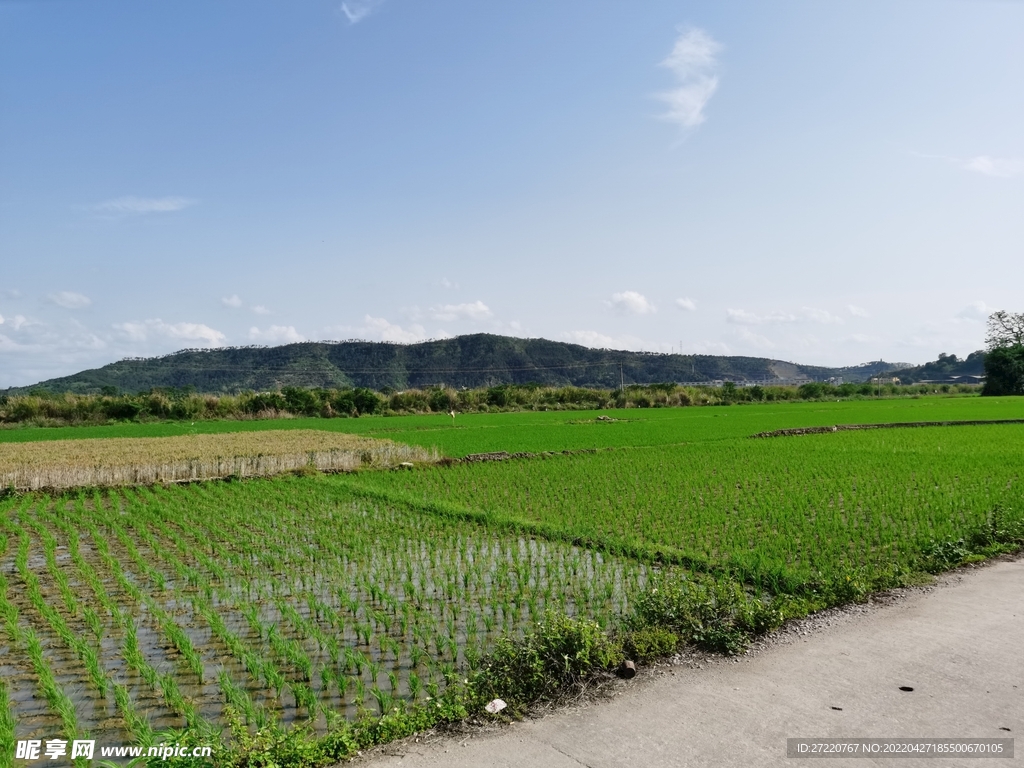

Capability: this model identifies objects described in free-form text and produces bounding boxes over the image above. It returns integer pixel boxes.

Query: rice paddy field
[0,482,643,751]
[1,395,1022,764]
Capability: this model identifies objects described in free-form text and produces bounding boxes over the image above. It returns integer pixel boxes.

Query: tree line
[0,380,982,428]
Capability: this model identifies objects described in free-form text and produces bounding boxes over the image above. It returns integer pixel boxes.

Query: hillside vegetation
[4,334,910,395]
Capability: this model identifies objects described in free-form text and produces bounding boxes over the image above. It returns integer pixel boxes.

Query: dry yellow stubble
[0,430,435,491]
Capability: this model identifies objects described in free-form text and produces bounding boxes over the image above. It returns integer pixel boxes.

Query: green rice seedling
[290,682,318,717]
[113,683,153,744]
[0,676,15,763]
[217,671,259,725]
[370,686,393,716]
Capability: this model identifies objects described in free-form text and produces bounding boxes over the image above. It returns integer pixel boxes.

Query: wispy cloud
[727,307,842,325]
[915,152,1023,179]
[799,307,844,325]
[48,291,92,309]
[961,156,1023,178]
[114,319,226,346]
[657,27,721,130]
[848,304,870,318]
[249,325,305,343]
[675,297,696,312]
[608,291,656,315]
[956,301,993,321]
[93,196,197,215]
[0,314,29,331]
[340,0,385,24]
[726,308,793,325]
[562,330,670,353]
[430,301,492,322]
[563,330,620,349]
[221,295,243,309]
[251,305,271,315]
[731,326,776,349]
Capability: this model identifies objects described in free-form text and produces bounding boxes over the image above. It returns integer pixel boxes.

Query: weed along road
[360,558,1023,768]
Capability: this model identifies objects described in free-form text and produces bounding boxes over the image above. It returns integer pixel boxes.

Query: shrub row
[0,381,980,427]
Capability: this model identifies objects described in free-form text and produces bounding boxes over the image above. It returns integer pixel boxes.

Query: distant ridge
[880,351,986,384]
[5,334,912,395]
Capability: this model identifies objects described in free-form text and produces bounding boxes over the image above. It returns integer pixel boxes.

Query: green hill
[881,351,986,384]
[4,334,909,395]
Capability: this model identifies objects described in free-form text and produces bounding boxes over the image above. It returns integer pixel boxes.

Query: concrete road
[360,558,1022,767]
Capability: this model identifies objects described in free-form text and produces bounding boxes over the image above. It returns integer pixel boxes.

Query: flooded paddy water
[0,479,649,744]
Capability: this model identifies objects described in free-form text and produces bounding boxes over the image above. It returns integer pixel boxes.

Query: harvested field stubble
[0,430,435,491]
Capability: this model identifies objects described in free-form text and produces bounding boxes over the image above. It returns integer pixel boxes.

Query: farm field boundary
[753,418,1024,438]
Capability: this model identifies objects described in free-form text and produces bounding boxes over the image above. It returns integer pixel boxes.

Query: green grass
[3,395,1024,457]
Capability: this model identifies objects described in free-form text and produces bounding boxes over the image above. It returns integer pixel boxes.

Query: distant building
[870,377,902,385]
[918,375,986,385]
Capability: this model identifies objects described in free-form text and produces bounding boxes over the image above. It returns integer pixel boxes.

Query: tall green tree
[982,311,1024,396]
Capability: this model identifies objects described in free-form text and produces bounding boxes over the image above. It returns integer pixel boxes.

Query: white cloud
[362,316,431,344]
[956,301,993,321]
[340,0,385,24]
[436,278,459,289]
[726,308,793,325]
[0,314,30,330]
[961,156,1024,178]
[562,330,672,353]
[564,330,620,349]
[251,305,271,315]
[48,291,92,309]
[430,300,492,322]
[248,325,305,344]
[799,307,844,325]
[848,304,870,318]
[675,297,696,312]
[657,27,721,129]
[915,152,1024,179]
[688,340,731,355]
[0,333,30,352]
[114,319,226,346]
[609,291,656,315]
[843,333,878,344]
[726,307,842,325]
[93,196,196,214]
[733,326,775,349]
[221,294,243,308]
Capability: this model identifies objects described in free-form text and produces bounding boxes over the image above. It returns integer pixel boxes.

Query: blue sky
[1,0,1022,386]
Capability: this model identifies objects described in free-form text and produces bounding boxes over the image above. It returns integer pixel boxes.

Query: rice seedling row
[1,479,647,743]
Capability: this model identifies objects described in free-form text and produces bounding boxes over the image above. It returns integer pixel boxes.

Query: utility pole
[620,364,624,391]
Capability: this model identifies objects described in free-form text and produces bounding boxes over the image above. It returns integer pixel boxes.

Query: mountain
[4,334,912,395]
